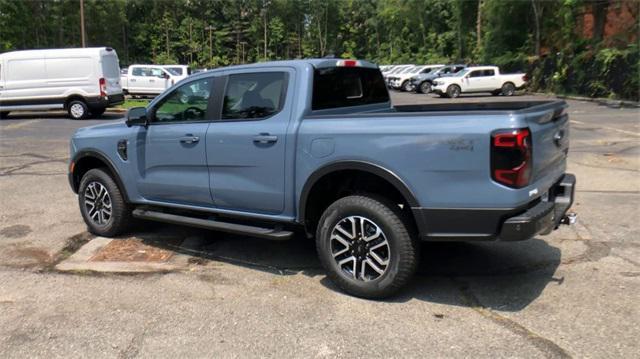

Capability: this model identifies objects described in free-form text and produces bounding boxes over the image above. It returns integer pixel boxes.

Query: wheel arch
[70,150,130,202]
[64,94,88,109]
[298,161,420,234]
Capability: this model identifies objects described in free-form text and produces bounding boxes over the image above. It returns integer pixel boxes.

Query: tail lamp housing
[491,128,532,188]
[99,78,107,97]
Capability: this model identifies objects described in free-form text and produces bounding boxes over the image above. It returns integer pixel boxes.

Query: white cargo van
[0,47,123,119]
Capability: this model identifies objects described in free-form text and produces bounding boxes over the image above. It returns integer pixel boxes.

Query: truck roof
[191,59,379,78]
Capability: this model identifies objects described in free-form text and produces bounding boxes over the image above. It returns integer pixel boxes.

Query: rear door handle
[253,133,278,144]
[180,135,200,144]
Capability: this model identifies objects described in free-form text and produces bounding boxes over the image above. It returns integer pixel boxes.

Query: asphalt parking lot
[1,92,639,358]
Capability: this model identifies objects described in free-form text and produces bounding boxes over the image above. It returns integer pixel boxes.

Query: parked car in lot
[432,66,527,98]
[161,65,191,83]
[383,64,413,82]
[0,47,124,119]
[411,64,467,93]
[387,65,444,91]
[120,65,175,96]
[68,59,575,298]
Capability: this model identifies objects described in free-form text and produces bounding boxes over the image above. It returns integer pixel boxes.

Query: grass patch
[116,99,151,109]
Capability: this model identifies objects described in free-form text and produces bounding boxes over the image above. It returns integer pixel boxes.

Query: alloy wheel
[330,216,390,281]
[84,181,112,225]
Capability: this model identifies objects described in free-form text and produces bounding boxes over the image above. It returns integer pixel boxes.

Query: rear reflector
[491,128,532,188]
[337,59,360,67]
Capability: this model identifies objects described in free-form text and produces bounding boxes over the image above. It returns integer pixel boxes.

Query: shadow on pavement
[132,222,561,311]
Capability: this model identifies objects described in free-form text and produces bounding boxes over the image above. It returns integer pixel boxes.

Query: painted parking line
[570,119,640,137]
[2,119,42,130]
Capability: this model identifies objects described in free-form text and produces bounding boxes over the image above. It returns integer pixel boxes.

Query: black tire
[91,107,107,117]
[78,168,132,237]
[419,82,432,94]
[315,195,419,299]
[446,84,461,98]
[0,111,9,119]
[401,80,412,92]
[67,99,89,120]
[501,82,516,96]
[491,90,501,96]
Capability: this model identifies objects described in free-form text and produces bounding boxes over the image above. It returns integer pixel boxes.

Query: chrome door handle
[253,133,278,144]
[180,135,200,144]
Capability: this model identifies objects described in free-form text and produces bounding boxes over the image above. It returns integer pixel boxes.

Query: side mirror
[126,107,148,127]
[163,73,170,79]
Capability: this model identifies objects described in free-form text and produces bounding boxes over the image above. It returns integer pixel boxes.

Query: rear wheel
[501,82,516,96]
[419,82,432,94]
[78,168,132,237]
[315,195,419,299]
[401,80,412,92]
[446,84,461,98]
[68,100,89,120]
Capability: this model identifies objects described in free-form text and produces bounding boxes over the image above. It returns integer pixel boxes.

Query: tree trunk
[531,0,542,57]
[592,0,609,42]
[476,0,483,50]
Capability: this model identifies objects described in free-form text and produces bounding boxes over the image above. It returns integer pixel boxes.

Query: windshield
[165,67,184,76]
[400,66,415,74]
[453,69,470,77]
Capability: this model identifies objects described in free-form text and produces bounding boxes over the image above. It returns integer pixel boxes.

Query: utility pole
[205,25,215,63]
[80,0,86,47]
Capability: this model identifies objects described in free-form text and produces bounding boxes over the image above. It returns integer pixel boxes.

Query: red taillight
[99,78,107,97]
[522,74,529,82]
[491,128,532,188]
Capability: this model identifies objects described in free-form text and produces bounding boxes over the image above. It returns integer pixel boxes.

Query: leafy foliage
[0,0,637,100]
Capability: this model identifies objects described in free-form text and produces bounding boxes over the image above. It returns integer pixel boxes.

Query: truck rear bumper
[413,173,576,242]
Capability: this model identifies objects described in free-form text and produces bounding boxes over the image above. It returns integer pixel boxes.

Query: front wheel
[419,82,432,94]
[446,84,461,98]
[78,168,132,237]
[315,195,419,299]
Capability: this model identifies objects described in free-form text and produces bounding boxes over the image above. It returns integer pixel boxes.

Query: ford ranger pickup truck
[432,66,527,98]
[68,59,575,298]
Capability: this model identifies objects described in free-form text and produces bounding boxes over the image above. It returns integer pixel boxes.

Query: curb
[529,92,640,109]
[107,108,128,113]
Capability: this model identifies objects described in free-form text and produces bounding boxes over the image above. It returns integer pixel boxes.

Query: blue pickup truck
[69,59,575,298]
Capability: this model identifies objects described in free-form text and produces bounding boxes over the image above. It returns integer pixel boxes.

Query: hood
[73,120,129,138]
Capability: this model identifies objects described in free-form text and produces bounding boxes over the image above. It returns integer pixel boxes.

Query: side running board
[132,208,294,240]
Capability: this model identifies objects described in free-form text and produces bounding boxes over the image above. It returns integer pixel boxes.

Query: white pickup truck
[120,65,175,96]
[432,66,527,98]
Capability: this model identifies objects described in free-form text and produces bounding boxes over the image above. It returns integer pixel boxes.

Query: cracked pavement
[1,94,638,358]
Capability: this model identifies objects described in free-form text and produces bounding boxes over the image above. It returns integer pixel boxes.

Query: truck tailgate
[524,102,570,182]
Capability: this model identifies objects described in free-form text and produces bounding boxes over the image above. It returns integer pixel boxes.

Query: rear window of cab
[312,67,389,110]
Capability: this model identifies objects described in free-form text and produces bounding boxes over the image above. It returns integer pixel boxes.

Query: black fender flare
[298,160,419,223]
[70,149,130,202]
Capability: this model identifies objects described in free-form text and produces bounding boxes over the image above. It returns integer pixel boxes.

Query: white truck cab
[0,47,123,119]
[121,65,174,96]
